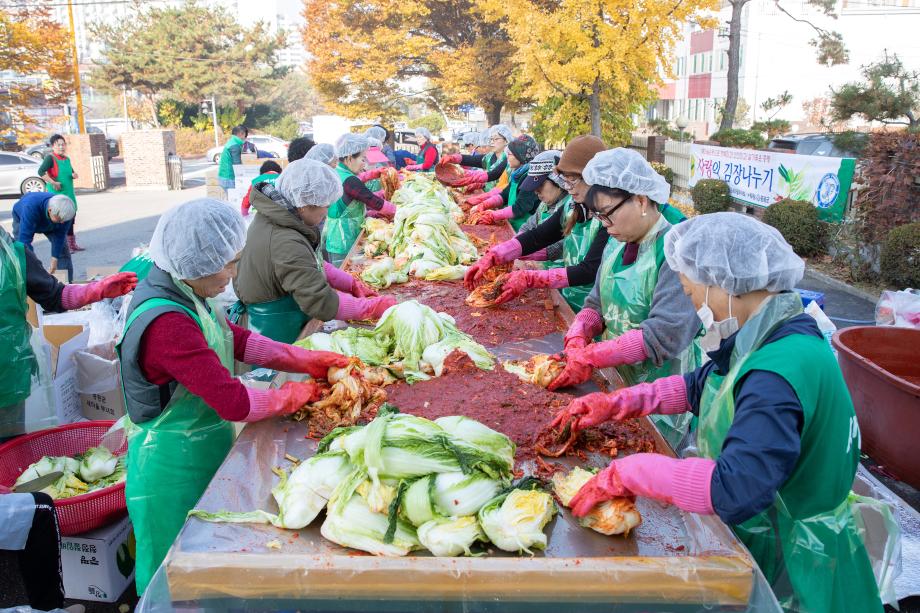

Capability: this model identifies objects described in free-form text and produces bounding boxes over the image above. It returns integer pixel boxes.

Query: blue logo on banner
[815,173,840,209]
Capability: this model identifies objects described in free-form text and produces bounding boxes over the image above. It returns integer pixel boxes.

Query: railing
[664,140,692,189]
[629,134,649,159]
[167,154,183,191]
[90,155,107,190]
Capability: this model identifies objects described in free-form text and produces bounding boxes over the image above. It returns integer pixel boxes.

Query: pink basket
[0,421,128,535]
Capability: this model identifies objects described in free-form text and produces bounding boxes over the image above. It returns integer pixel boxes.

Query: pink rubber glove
[442,153,463,164]
[463,239,523,290]
[476,193,504,211]
[323,260,356,293]
[548,329,647,391]
[569,454,715,517]
[242,381,323,422]
[562,307,604,351]
[493,268,569,305]
[464,182,485,194]
[455,169,488,186]
[61,272,138,309]
[519,248,548,262]
[244,332,349,379]
[475,207,514,225]
[378,201,397,217]
[550,375,689,433]
[351,278,378,298]
[336,293,397,321]
[404,164,422,171]
[373,190,386,199]
[466,188,502,206]
[358,168,384,182]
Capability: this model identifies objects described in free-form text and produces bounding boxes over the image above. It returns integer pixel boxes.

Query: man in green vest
[552,212,884,613]
[217,125,247,190]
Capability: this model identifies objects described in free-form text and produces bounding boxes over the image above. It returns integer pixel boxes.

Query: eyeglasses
[558,173,582,190]
[592,196,632,227]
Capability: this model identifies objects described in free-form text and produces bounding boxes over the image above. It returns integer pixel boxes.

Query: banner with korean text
[688,144,856,222]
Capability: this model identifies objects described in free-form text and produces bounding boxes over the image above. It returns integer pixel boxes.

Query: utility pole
[66,0,85,133]
[122,85,129,130]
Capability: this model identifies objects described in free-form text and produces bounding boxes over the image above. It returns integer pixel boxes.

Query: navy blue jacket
[684,312,820,525]
[12,192,71,259]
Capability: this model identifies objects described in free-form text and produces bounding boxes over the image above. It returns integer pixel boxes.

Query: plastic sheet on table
[159,418,766,608]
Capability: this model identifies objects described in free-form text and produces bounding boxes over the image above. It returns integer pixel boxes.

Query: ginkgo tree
[481,0,717,144]
[303,0,518,124]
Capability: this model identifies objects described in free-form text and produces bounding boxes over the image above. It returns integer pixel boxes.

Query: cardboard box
[61,516,135,603]
[75,342,126,420]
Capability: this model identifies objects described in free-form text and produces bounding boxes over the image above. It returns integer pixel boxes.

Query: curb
[805,266,881,304]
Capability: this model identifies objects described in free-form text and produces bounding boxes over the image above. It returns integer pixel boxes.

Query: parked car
[768,133,865,159]
[207,134,289,164]
[0,152,46,195]
[25,130,119,161]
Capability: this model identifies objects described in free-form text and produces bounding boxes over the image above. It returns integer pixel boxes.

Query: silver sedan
[0,152,46,195]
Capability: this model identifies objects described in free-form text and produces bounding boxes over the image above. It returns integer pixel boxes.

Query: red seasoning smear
[459,223,515,245]
[380,279,562,347]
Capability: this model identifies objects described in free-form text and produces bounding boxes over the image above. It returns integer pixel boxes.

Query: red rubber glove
[358,167,385,181]
[569,454,716,517]
[493,268,569,305]
[61,272,138,309]
[404,164,422,171]
[550,375,690,433]
[359,295,397,320]
[242,381,323,422]
[442,153,463,164]
[455,169,488,186]
[548,329,647,391]
[351,278,378,298]
[463,239,522,290]
[562,308,604,352]
[244,333,350,379]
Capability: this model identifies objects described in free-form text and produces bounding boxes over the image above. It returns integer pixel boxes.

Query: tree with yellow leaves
[481,0,716,144]
[302,0,519,124]
[0,7,74,142]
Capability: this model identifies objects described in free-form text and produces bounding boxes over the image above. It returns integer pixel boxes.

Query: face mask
[697,287,740,353]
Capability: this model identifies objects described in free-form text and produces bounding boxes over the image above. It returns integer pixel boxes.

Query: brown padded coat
[233,184,339,320]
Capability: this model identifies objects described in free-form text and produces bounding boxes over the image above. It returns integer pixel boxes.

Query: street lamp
[675,115,689,143]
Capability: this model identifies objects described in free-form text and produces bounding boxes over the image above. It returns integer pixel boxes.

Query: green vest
[118,286,235,595]
[534,196,567,271]
[507,164,530,232]
[250,172,279,187]
[559,198,603,311]
[0,232,35,413]
[45,154,76,203]
[696,293,882,613]
[218,136,244,181]
[597,215,701,447]
[322,163,366,261]
[483,151,508,192]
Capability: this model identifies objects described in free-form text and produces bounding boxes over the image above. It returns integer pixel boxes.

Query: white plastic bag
[875,288,920,329]
[805,300,837,349]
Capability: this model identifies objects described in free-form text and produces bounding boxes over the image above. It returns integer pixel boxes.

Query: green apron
[228,247,324,344]
[696,293,882,613]
[558,198,602,311]
[119,250,155,282]
[532,197,566,271]
[0,232,35,436]
[218,135,244,181]
[507,165,531,232]
[597,215,700,448]
[251,172,279,187]
[322,163,365,265]
[659,202,686,225]
[484,151,508,192]
[46,154,76,204]
[414,143,439,172]
[118,284,236,595]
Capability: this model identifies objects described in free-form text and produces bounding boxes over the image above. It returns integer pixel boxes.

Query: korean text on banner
[688,144,856,222]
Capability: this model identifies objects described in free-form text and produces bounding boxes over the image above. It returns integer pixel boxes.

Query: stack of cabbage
[191,407,556,557]
[296,300,492,383]
[14,447,126,499]
[361,175,479,287]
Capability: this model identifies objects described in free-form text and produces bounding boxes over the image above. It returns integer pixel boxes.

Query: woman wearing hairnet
[324,133,397,266]
[233,159,395,343]
[440,123,513,192]
[547,148,701,448]
[304,143,337,168]
[553,212,882,613]
[402,127,440,172]
[366,125,397,165]
[118,198,349,594]
[362,135,393,193]
[462,134,542,231]
[464,148,607,312]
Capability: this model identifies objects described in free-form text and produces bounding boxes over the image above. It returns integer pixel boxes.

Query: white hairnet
[367,136,383,148]
[583,148,670,204]
[414,127,433,141]
[149,198,246,280]
[664,212,805,295]
[305,143,336,165]
[489,124,513,144]
[336,133,368,157]
[47,194,76,221]
[275,159,343,209]
[365,126,387,141]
